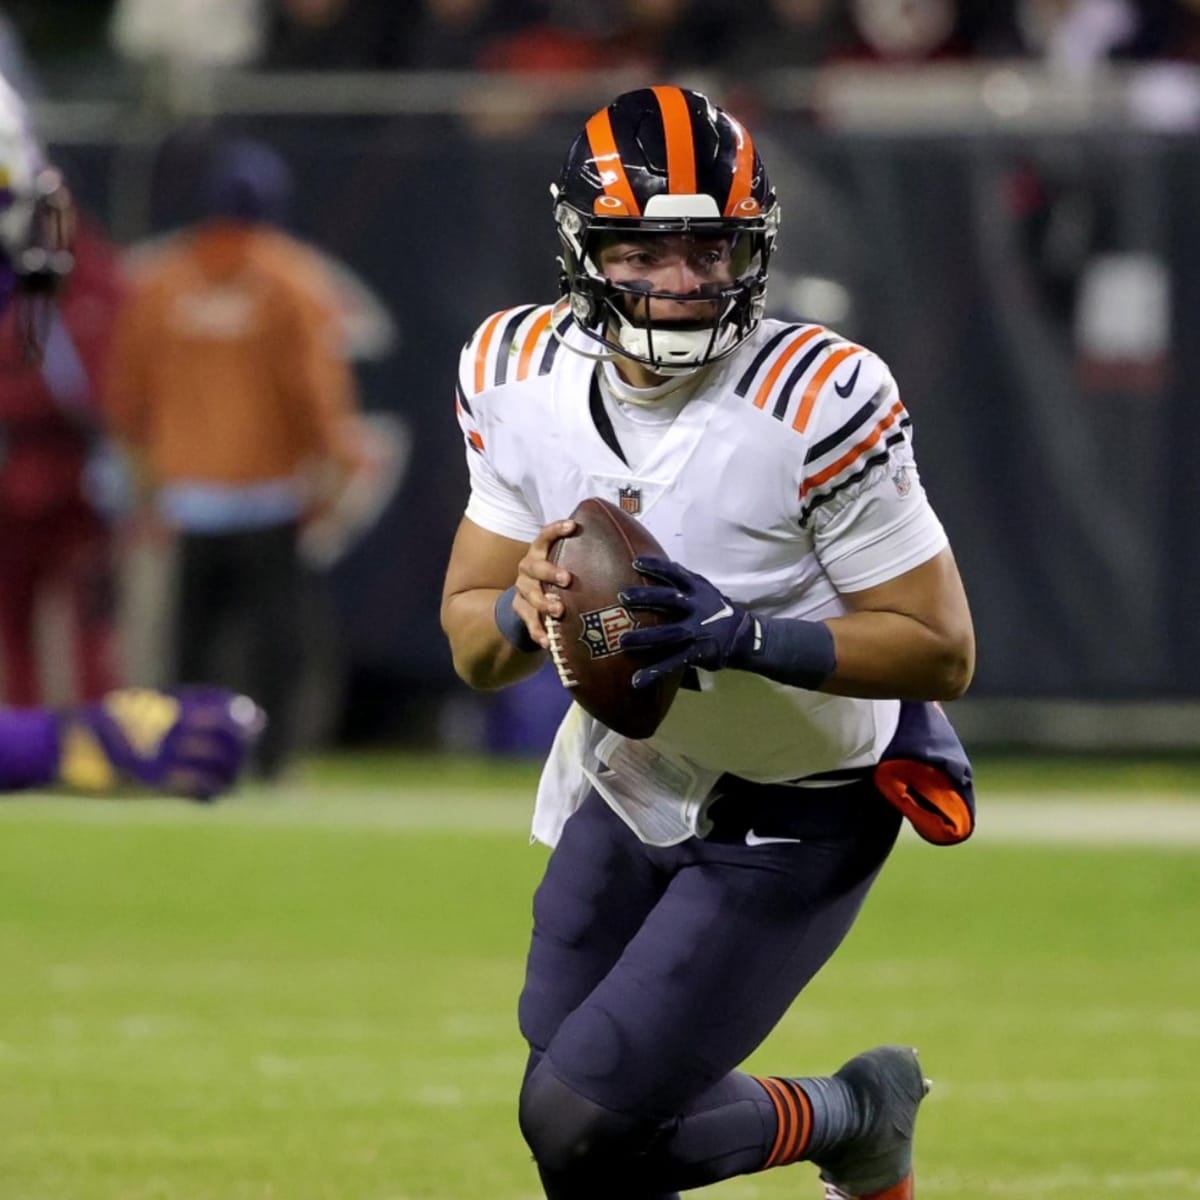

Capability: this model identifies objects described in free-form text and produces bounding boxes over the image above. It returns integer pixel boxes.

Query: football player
[0,76,263,802]
[442,87,977,1199]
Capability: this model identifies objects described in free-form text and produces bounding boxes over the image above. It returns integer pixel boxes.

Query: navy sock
[784,1074,864,1160]
[746,1073,863,1169]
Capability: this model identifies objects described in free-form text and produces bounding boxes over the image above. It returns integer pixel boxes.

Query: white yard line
[961,800,1200,846]
[4,789,1200,845]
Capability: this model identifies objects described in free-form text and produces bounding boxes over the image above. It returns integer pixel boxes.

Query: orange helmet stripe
[652,85,697,197]
[724,113,757,215]
[585,109,641,216]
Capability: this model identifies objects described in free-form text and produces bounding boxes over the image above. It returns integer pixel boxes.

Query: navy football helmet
[552,86,779,375]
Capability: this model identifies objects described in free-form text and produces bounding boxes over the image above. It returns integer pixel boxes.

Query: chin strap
[597,358,709,408]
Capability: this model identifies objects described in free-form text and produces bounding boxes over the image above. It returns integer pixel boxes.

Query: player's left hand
[620,556,756,688]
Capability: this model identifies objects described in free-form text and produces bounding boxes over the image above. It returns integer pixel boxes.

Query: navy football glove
[619,557,757,688]
[620,557,838,693]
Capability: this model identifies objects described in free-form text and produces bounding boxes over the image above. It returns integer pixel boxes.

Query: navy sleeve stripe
[734,324,804,397]
[456,381,473,418]
[803,382,892,464]
[771,338,838,420]
[798,424,912,525]
[539,314,573,375]
[492,305,538,387]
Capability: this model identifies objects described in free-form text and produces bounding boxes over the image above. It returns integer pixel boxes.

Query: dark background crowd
[5,0,1200,89]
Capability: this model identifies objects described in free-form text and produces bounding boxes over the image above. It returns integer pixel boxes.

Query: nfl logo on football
[618,486,642,515]
[580,605,636,658]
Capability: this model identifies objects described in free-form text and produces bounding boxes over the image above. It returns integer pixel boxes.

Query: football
[543,497,683,739]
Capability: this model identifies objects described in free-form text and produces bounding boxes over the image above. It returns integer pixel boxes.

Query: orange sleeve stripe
[585,110,641,216]
[516,308,553,380]
[468,429,485,453]
[751,326,826,410]
[724,115,756,215]
[473,310,511,395]
[653,85,697,197]
[792,345,862,433]
[802,399,907,496]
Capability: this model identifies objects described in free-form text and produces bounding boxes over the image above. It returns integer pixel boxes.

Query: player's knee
[518,1060,659,1174]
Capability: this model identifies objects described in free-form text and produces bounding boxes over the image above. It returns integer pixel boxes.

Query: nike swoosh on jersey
[745,829,805,846]
[833,361,862,398]
[699,602,734,626]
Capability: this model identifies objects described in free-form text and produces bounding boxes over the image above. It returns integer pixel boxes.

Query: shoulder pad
[458,302,571,401]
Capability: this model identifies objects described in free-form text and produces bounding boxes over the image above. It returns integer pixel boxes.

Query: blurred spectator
[726,0,856,73]
[840,0,974,62]
[0,213,125,706]
[110,0,263,70]
[260,0,415,70]
[1119,0,1200,61]
[597,0,731,74]
[2,2,118,77]
[1011,0,1141,69]
[104,138,364,779]
[473,0,728,75]
[969,0,1153,67]
[0,8,41,98]
[408,0,545,70]
[1165,0,1200,60]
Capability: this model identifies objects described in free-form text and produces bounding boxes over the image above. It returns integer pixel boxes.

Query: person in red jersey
[0,74,262,802]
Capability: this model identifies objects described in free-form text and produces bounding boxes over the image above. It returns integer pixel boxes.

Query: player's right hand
[513,519,576,650]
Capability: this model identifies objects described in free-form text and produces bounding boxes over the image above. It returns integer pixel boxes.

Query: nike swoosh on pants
[744,829,804,846]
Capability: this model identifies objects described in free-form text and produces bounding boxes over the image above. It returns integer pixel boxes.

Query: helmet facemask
[0,166,75,364]
[555,198,778,377]
[552,88,780,379]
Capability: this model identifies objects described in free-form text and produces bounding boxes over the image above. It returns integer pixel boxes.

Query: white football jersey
[456,305,949,845]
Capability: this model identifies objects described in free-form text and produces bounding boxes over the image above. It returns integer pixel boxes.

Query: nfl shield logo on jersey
[618,486,642,515]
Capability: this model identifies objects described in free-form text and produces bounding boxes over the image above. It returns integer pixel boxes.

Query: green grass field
[1,753,1198,1198]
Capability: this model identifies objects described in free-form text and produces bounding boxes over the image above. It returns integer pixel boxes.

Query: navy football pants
[517,779,902,1196]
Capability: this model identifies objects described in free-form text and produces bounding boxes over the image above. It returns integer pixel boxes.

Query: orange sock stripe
[776,1078,804,1164]
[755,1076,792,1169]
[763,1077,814,1166]
[790,1079,815,1160]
